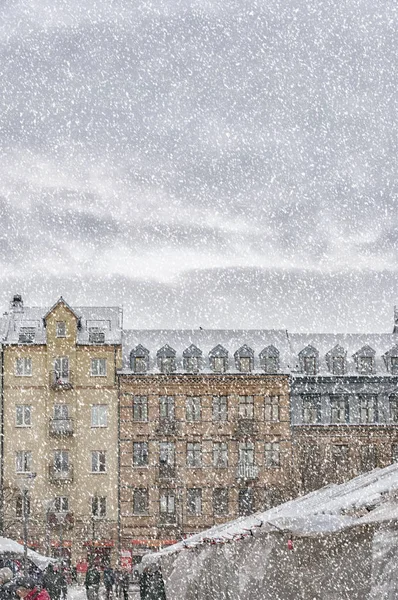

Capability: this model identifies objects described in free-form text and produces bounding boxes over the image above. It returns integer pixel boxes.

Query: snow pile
[142,463,398,599]
[0,537,54,570]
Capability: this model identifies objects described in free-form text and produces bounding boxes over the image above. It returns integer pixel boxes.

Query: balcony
[156,419,178,436]
[49,418,74,436]
[236,464,259,480]
[48,465,74,483]
[157,464,176,480]
[235,419,257,438]
[50,371,73,391]
[47,511,74,528]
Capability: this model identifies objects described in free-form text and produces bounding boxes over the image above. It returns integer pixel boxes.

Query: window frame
[92,496,107,518]
[15,357,32,377]
[91,358,107,377]
[133,396,148,422]
[15,451,32,473]
[213,442,228,468]
[212,396,228,422]
[15,405,32,428]
[186,396,201,422]
[238,396,254,419]
[133,489,149,515]
[264,442,280,468]
[213,488,229,516]
[91,450,106,473]
[264,396,280,422]
[91,405,108,428]
[56,321,66,338]
[187,488,202,515]
[187,442,202,468]
[133,442,149,467]
[160,491,175,515]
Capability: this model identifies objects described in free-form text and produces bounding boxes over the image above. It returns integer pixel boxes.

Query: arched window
[209,345,228,373]
[234,345,254,373]
[298,345,319,375]
[129,345,149,373]
[183,344,202,373]
[157,345,176,374]
[259,345,280,373]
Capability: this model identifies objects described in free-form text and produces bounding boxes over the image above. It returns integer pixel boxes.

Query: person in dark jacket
[139,566,166,600]
[103,566,115,600]
[120,571,130,600]
[85,564,101,600]
[42,566,60,600]
[56,569,67,600]
[15,578,51,600]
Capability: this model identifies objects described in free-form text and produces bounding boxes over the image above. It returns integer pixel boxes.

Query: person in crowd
[0,567,14,600]
[113,568,121,599]
[42,565,60,600]
[120,570,130,600]
[15,578,51,600]
[84,563,101,600]
[56,568,67,600]
[103,565,115,600]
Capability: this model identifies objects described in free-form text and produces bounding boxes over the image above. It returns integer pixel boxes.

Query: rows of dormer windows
[300,393,398,424]
[130,395,281,423]
[130,344,280,374]
[299,344,398,375]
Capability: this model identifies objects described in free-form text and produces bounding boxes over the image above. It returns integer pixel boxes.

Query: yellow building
[1,295,122,567]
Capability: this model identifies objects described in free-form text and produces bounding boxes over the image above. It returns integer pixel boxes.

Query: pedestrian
[120,570,130,600]
[113,569,121,599]
[42,565,61,600]
[85,563,101,600]
[103,565,115,600]
[15,577,51,600]
[56,568,67,600]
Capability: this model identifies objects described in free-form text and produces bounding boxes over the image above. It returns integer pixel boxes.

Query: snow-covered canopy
[142,463,398,599]
[0,537,54,570]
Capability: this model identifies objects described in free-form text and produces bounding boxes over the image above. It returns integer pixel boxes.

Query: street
[67,585,140,600]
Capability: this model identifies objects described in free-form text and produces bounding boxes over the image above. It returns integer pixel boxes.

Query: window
[91,358,107,377]
[213,488,228,516]
[19,327,35,343]
[357,356,374,374]
[238,442,254,466]
[15,358,32,376]
[332,356,345,375]
[186,397,201,422]
[54,404,69,420]
[54,357,69,382]
[330,395,349,424]
[187,443,201,467]
[133,489,148,515]
[214,357,227,373]
[299,346,319,375]
[264,396,279,422]
[133,396,148,422]
[130,346,150,373]
[213,442,228,468]
[187,489,202,515]
[159,442,175,466]
[91,405,108,428]
[56,321,66,338]
[390,395,398,423]
[54,450,69,473]
[303,356,317,375]
[212,396,227,422]
[16,495,30,518]
[359,395,378,424]
[16,451,32,473]
[360,445,378,473]
[391,357,398,375]
[16,406,31,427]
[209,345,228,373]
[160,491,175,515]
[238,396,254,419]
[264,442,280,467]
[157,345,176,374]
[88,328,105,344]
[92,497,106,518]
[159,396,174,420]
[133,442,148,467]
[260,346,280,373]
[183,345,202,373]
[91,451,106,473]
[326,345,346,375]
[54,496,69,513]
[235,346,254,373]
[302,395,321,424]
[238,488,254,516]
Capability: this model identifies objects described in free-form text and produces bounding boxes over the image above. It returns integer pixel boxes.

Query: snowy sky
[0,0,397,331]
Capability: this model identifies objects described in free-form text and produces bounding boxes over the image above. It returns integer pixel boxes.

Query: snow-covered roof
[143,462,398,565]
[121,329,292,373]
[289,332,398,375]
[0,536,53,570]
[1,304,122,345]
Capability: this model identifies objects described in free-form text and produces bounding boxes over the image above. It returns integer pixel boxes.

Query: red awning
[51,541,72,548]
[83,540,115,548]
[131,540,177,548]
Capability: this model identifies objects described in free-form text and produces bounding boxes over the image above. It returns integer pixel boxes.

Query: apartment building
[118,330,295,563]
[290,329,398,493]
[1,296,122,566]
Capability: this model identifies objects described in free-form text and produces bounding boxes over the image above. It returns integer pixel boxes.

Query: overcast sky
[0,0,397,331]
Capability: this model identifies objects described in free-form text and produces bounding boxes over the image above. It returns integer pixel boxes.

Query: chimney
[10,294,24,313]
[394,306,398,334]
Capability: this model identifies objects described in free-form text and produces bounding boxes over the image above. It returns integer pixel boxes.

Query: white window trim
[15,358,32,377]
[15,406,32,428]
[91,405,108,428]
[90,358,107,377]
[56,321,67,338]
[91,451,107,473]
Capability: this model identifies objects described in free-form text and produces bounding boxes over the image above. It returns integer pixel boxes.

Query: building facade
[1,296,122,565]
[118,330,295,563]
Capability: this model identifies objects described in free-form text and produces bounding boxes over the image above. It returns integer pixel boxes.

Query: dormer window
[299,345,319,375]
[383,345,398,375]
[183,345,202,373]
[326,345,346,375]
[353,346,375,375]
[234,346,254,373]
[209,345,228,373]
[56,321,66,338]
[157,345,176,374]
[260,346,280,373]
[89,327,105,344]
[130,345,149,374]
[19,327,35,343]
